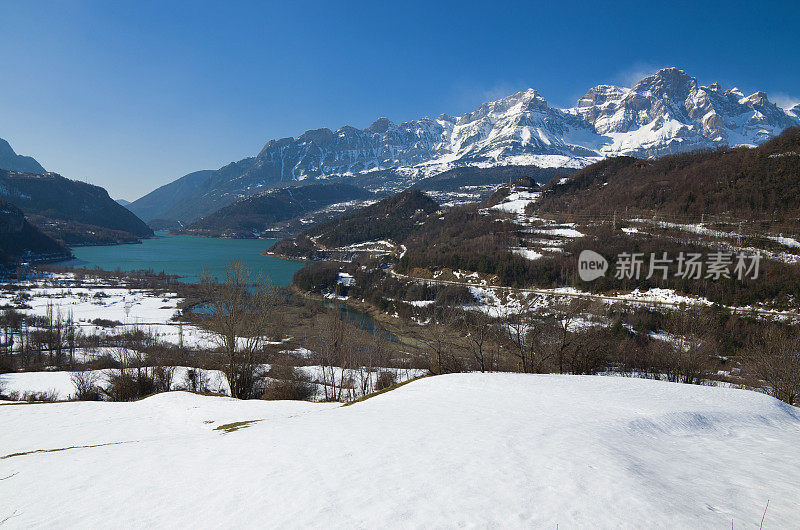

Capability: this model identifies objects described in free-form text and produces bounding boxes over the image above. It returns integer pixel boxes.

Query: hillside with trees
[269,189,439,258]
[177,183,372,238]
[0,170,154,244]
[537,127,800,223]
[0,199,71,268]
[411,165,567,192]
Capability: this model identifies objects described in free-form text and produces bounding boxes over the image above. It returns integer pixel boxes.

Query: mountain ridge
[0,138,46,174]
[129,67,800,223]
[177,182,373,238]
[0,170,154,245]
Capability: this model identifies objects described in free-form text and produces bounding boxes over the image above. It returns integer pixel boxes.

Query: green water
[60,233,306,285]
[60,233,395,339]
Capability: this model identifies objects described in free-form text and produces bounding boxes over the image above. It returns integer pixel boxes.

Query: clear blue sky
[0,0,797,200]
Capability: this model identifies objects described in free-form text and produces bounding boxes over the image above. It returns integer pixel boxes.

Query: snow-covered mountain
[250,67,800,178]
[575,68,799,157]
[130,68,800,223]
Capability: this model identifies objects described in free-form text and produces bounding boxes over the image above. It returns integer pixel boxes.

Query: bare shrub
[15,389,60,402]
[102,347,156,401]
[659,309,715,384]
[564,328,608,375]
[262,365,315,401]
[460,311,498,372]
[375,370,397,391]
[306,311,350,401]
[418,307,465,375]
[153,363,177,393]
[70,370,102,401]
[743,324,800,405]
[104,372,156,401]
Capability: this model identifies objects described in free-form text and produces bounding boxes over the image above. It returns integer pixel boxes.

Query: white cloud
[612,62,666,88]
[449,81,530,115]
[770,92,800,110]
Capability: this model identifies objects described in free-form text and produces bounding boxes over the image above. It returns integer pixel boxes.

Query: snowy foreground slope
[2,374,799,528]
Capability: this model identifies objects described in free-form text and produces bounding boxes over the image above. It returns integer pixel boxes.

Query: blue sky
[0,0,798,200]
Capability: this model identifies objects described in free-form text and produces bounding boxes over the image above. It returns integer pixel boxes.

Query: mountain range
[128,67,800,224]
[0,138,158,261]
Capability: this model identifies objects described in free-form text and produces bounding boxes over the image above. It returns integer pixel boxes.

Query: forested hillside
[0,170,153,244]
[537,127,800,222]
[0,199,71,267]
[178,183,372,237]
[269,190,438,258]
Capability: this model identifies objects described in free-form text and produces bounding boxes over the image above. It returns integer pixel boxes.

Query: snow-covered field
[0,275,219,349]
[1,373,798,527]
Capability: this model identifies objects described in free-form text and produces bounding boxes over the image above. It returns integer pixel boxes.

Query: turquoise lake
[59,233,388,335]
[60,233,307,285]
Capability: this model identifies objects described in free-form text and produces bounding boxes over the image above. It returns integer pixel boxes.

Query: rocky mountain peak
[633,67,697,96]
[744,91,769,107]
[368,117,395,134]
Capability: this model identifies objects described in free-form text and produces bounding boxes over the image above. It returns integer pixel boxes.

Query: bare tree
[200,261,283,399]
[461,311,497,372]
[307,311,349,401]
[65,311,77,368]
[349,329,386,399]
[547,299,592,374]
[498,295,553,373]
[151,349,177,393]
[417,306,464,375]
[663,309,714,384]
[183,368,210,393]
[71,369,101,401]
[743,324,800,405]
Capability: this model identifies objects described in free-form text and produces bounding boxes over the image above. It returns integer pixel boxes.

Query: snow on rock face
[577,68,799,157]
[240,68,799,186]
[1,373,799,527]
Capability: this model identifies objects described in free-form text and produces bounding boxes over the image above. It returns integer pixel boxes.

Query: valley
[1,38,799,527]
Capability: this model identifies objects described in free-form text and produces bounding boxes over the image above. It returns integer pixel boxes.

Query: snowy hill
[129,68,800,223]
[2,373,798,527]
